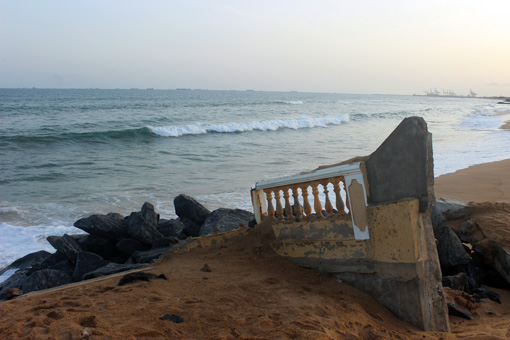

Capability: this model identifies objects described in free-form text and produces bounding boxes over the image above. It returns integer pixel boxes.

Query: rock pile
[0,195,255,299]
[432,198,510,318]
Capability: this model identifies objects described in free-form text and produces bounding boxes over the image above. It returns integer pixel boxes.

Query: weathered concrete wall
[250,117,449,331]
[335,200,449,331]
[365,116,435,212]
[268,198,449,332]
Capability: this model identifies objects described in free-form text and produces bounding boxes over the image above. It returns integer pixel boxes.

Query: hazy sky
[1,0,509,95]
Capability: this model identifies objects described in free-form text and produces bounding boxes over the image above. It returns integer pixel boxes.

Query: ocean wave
[276,100,303,105]
[0,127,154,145]
[147,114,350,137]
[0,222,80,270]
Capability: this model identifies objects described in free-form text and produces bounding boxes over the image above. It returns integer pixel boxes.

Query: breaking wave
[148,114,350,137]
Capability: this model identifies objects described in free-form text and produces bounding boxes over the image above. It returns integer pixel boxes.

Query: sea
[1,88,510,273]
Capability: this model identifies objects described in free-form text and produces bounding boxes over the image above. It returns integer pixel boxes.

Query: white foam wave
[278,100,303,105]
[463,105,510,131]
[148,114,350,137]
[0,222,82,269]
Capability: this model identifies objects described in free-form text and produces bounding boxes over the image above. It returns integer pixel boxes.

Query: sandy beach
[1,160,510,339]
[435,159,510,203]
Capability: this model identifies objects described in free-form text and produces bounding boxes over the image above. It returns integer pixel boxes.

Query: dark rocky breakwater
[0,194,255,299]
[432,198,510,319]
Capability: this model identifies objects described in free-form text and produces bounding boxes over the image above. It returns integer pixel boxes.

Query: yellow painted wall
[269,198,422,264]
[368,199,421,263]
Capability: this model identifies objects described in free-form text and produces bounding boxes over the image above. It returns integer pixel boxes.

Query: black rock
[74,214,129,241]
[47,260,75,276]
[447,302,471,320]
[0,250,51,277]
[159,313,184,323]
[157,219,185,238]
[116,238,150,255]
[127,211,163,245]
[57,234,83,264]
[152,237,179,250]
[432,198,472,226]
[140,202,159,225]
[73,252,110,282]
[76,234,118,260]
[117,272,167,286]
[435,223,471,269]
[473,287,501,304]
[22,269,73,294]
[180,217,202,238]
[131,247,172,264]
[455,220,476,243]
[174,194,210,226]
[106,212,125,220]
[27,251,69,275]
[82,263,148,280]
[0,270,30,299]
[199,208,255,236]
[458,263,488,290]
[46,235,62,250]
[442,273,470,292]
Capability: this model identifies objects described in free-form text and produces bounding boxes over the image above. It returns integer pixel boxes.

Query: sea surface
[1,88,510,271]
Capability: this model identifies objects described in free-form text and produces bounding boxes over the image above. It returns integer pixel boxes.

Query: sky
[1,0,509,96]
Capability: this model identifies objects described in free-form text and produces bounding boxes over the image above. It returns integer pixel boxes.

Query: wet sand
[435,159,510,203]
[1,161,510,339]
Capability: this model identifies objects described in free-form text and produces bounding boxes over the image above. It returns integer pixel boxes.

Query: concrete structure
[251,117,450,332]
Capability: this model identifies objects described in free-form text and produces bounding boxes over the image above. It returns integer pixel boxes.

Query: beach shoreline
[434,159,510,203]
[1,159,509,339]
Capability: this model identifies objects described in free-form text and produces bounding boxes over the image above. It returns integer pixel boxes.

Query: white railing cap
[254,162,362,190]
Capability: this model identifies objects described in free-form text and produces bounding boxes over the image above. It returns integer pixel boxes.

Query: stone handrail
[251,162,369,240]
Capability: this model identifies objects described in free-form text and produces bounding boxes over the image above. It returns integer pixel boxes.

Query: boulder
[117,272,167,286]
[74,214,129,241]
[432,198,472,228]
[140,202,159,225]
[46,234,82,264]
[200,208,255,236]
[76,234,118,260]
[0,270,30,299]
[442,273,470,292]
[106,212,125,220]
[472,240,510,286]
[73,252,110,282]
[447,302,471,320]
[82,263,147,280]
[434,223,471,269]
[157,219,185,238]
[131,247,172,264]
[127,211,163,245]
[0,250,51,277]
[174,194,210,226]
[29,251,68,274]
[116,238,150,255]
[455,220,476,243]
[180,217,202,238]
[151,237,179,250]
[21,269,72,294]
[473,287,501,304]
